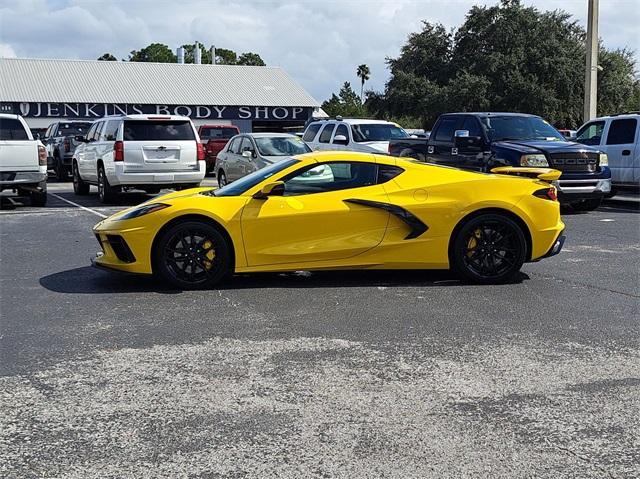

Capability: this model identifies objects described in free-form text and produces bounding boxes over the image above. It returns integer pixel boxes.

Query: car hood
[494,139,601,154]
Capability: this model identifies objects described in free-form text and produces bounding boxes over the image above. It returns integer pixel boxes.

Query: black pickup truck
[389,112,612,210]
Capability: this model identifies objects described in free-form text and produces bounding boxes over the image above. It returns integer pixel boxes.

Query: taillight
[197,142,205,161]
[64,137,70,152]
[533,187,557,201]
[38,145,47,166]
[114,141,124,161]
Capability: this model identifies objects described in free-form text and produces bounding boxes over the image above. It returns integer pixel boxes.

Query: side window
[576,121,605,146]
[377,165,404,183]
[240,137,254,153]
[91,122,104,141]
[282,161,378,196]
[302,123,322,142]
[102,121,120,141]
[434,117,458,142]
[85,123,99,142]
[461,117,482,137]
[318,124,336,143]
[227,137,239,153]
[606,119,637,145]
[333,124,349,143]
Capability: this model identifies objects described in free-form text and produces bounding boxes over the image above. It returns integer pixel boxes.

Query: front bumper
[93,222,154,274]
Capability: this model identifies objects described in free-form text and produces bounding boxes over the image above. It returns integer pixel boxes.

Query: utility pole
[584,0,599,122]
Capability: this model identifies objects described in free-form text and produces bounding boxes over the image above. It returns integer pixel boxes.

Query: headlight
[118,203,169,220]
[599,153,608,166]
[520,154,549,167]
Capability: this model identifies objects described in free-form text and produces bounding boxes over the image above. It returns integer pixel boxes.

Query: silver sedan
[215,133,311,186]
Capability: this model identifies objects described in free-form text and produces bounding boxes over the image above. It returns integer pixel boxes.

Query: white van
[302,118,409,154]
[72,115,206,203]
[576,113,639,191]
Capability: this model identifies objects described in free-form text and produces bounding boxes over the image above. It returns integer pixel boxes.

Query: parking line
[48,193,108,219]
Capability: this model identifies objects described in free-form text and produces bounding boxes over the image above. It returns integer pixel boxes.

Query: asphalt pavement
[1,180,639,478]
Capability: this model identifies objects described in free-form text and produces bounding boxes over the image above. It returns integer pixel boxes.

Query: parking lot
[1,181,639,478]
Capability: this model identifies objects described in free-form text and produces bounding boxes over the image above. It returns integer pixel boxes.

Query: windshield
[351,124,408,142]
[200,127,237,140]
[480,116,564,142]
[211,158,299,197]
[58,122,92,136]
[255,136,311,156]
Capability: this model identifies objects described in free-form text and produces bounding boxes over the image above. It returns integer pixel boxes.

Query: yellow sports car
[92,151,565,288]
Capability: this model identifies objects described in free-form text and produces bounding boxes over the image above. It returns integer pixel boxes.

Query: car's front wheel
[153,220,232,289]
[217,170,227,187]
[451,213,527,284]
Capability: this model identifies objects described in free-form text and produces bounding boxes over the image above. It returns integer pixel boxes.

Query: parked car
[92,151,565,289]
[388,112,611,211]
[302,118,409,154]
[197,124,239,175]
[557,129,577,140]
[72,114,206,203]
[215,133,311,186]
[29,128,47,141]
[575,112,639,193]
[0,114,48,206]
[42,120,93,180]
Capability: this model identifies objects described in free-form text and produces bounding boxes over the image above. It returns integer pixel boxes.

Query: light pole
[584,0,599,122]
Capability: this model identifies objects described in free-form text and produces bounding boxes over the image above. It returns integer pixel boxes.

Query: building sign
[0,102,312,121]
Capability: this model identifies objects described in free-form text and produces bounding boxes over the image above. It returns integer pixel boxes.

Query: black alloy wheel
[154,220,231,289]
[217,170,227,187]
[452,213,527,284]
[73,162,90,195]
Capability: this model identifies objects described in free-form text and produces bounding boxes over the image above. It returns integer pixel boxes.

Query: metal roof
[0,58,319,107]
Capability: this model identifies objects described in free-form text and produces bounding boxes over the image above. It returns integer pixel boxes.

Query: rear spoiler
[490,167,561,182]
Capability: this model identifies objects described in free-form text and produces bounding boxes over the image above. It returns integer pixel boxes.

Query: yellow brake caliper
[467,229,481,257]
[203,240,216,269]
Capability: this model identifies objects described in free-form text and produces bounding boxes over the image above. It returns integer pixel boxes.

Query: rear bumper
[540,231,566,259]
[108,162,206,187]
[0,171,47,188]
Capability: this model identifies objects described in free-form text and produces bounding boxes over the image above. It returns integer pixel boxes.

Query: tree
[97,53,117,61]
[356,64,370,102]
[321,82,367,117]
[237,52,266,66]
[129,43,176,63]
[372,0,640,128]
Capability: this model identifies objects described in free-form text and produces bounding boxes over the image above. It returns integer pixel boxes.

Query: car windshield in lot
[58,122,92,135]
[201,128,238,140]
[481,116,564,142]
[351,123,408,142]
[255,137,311,156]
[211,158,299,197]
[123,120,195,141]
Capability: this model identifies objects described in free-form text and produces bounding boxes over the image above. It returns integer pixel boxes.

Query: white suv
[72,115,206,203]
[302,118,409,154]
[576,113,639,191]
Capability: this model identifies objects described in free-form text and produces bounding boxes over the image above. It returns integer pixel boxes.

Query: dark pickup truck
[389,112,612,210]
[42,120,93,181]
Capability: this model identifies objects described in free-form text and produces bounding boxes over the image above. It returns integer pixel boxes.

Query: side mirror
[74,135,86,142]
[253,181,285,199]
[242,149,253,158]
[454,130,482,150]
[333,134,348,145]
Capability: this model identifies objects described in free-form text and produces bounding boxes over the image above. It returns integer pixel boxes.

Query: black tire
[217,170,227,187]
[73,162,90,195]
[451,213,527,284]
[30,186,47,207]
[97,165,118,204]
[153,220,232,289]
[571,198,602,212]
[55,158,69,181]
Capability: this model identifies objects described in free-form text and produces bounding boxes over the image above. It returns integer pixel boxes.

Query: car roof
[442,112,540,118]
[590,113,640,121]
[0,113,21,119]
[246,132,300,138]
[100,114,192,121]
[313,118,400,126]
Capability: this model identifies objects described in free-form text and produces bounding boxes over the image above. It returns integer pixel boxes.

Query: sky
[0,0,638,103]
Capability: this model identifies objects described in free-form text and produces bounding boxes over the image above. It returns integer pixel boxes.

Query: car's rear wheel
[451,213,527,284]
[73,162,90,195]
[30,183,47,207]
[144,187,161,195]
[217,170,227,187]
[97,165,118,204]
[55,157,69,181]
[154,220,232,289]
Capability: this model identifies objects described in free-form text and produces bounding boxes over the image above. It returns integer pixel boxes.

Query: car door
[225,136,243,180]
[456,116,488,171]
[426,116,462,167]
[241,160,390,266]
[79,122,100,181]
[237,136,256,178]
[603,118,638,184]
[330,123,350,151]
[315,123,336,151]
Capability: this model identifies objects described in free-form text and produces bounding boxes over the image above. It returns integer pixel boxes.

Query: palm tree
[356,64,370,104]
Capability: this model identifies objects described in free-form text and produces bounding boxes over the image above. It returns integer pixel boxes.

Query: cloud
[0,0,637,102]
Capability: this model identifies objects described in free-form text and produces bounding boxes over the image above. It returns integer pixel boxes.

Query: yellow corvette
[92,151,565,288]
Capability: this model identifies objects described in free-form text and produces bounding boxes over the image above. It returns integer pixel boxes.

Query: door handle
[622,150,631,156]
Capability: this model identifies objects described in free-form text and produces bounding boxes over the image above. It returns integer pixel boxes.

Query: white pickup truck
[0,114,48,206]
